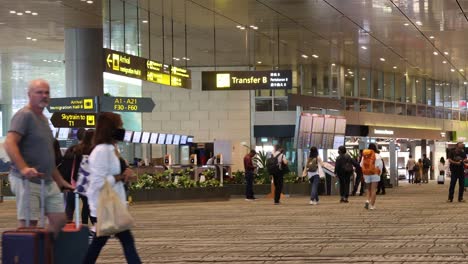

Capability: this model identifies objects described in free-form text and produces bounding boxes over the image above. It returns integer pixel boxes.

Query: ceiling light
[26,37,31,40]
[451,69,455,72]
[444,51,449,55]
[312,54,319,58]
[16,12,23,16]
[173,57,180,61]
[25,11,31,14]
[301,54,308,59]
[442,60,447,64]
[32,38,37,41]
[464,82,468,85]
[345,74,348,77]
[331,63,336,66]
[86,0,93,3]
[404,23,409,26]
[362,77,366,80]
[249,25,258,30]
[348,71,353,74]
[9,10,16,14]
[429,36,434,39]
[361,46,367,50]
[142,20,148,23]
[257,61,262,64]
[236,25,245,30]
[380,58,385,61]
[460,69,464,72]
[182,57,190,61]
[433,51,438,55]
[393,66,397,69]
[415,21,422,26]
[32,12,38,15]
[137,43,142,46]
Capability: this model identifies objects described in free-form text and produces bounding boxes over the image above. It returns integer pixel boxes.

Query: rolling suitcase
[53,192,89,264]
[2,178,54,264]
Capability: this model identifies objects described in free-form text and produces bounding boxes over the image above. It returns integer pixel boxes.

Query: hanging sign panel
[103,48,191,89]
[100,96,155,112]
[51,112,97,128]
[47,97,98,113]
[201,70,292,91]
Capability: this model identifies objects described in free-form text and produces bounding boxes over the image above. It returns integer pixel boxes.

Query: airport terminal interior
[0,0,468,263]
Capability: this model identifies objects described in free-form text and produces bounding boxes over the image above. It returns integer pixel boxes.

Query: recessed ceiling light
[361,46,367,50]
[26,37,31,40]
[32,38,37,41]
[404,23,409,26]
[362,77,366,80]
[433,51,438,55]
[236,25,245,30]
[331,63,336,66]
[312,54,319,58]
[257,61,262,64]
[444,51,449,55]
[142,20,148,23]
[451,69,455,72]
[249,25,258,30]
[380,58,385,61]
[86,0,93,3]
[9,10,16,14]
[393,66,397,69]
[429,36,434,39]
[415,21,422,26]
[464,82,468,85]
[442,60,447,64]
[16,12,23,16]
[301,54,308,59]
[32,12,38,16]
[460,69,464,72]
[25,11,31,14]
[345,74,348,77]
[173,57,180,61]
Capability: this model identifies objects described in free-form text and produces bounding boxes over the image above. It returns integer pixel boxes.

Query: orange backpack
[361,149,381,175]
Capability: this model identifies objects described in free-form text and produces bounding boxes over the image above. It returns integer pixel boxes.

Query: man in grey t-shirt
[4,79,72,235]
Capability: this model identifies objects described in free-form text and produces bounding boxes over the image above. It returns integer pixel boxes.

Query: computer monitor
[141,132,151,144]
[132,131,142,143]
[157,133,166,145]
[180,135,188,144]
[70,128,79,140]
[50,127,59,138]
[187,136,193,143]
[123,130,133,142]
[165,134,174,144]
[58,128,70,139]
[149,133,158,144]
[172,135,181,145]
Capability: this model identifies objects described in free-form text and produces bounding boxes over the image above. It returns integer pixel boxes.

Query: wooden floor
[2,181,468,263]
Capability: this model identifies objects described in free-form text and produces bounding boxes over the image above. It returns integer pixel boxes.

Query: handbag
[96,181,135,237]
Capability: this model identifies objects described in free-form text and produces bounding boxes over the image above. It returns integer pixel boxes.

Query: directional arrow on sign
[106,54,113,68]
[100,96,155,112]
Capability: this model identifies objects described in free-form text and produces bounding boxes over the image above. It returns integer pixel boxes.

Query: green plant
[253,150,267,169]
[348,148,359,160]
[284,171,299,183]
[226,170,244,184]
[176,175,197,188]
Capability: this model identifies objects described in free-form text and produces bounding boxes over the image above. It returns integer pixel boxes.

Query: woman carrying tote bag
[83,112,141,264]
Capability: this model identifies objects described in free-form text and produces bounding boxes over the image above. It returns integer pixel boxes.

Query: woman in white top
[305,146,324,205]
[83,112,141,264]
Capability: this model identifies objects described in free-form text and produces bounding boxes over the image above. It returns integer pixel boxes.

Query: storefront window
[415,77,424,104]
[384,72,394,101]
[346,98,358,111]
[359,68,370,98]
[344,73,355,97]
[407,104,416,116]
[255,98,272,111]
[435,81,443,107]
[360,99,371,112]
[395,103,406,115]
[427,106,435,118]
[373,101,384,113]
[416,105,426,117]
[426,79,435,106]
[395,73,405,102]
[435,108,444,119]
[273,97,289,111]
[385,102,395,114]
[406,76,415,103]
[372,70,383,99]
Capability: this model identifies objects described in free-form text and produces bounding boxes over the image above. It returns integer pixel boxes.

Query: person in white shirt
[406,155,416,184]
[83,112,141,263]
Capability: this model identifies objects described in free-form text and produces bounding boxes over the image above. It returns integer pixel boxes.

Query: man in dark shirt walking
[448,142,466,202]
[244,150,257,201]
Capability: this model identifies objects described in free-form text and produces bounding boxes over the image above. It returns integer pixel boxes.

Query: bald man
[4,79,72,235]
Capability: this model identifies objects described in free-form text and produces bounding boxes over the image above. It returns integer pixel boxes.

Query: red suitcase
[2,179,54,264]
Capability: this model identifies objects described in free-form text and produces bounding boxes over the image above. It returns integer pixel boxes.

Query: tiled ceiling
[0,0,467,85]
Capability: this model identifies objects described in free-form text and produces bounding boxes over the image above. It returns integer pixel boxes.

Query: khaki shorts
[9,175,64,221]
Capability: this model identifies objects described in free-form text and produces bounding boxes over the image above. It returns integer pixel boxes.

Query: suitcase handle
[24,178,46,228]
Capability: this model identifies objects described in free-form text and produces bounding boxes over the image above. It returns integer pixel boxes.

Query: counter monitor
[149,133,158,144]
[141,132,151,144]
[132,131,142,143]
[172,135,181,145]
[165,134,174,144]
[124,130,134,142]
[157,133,166,144]
[180,135,188,144]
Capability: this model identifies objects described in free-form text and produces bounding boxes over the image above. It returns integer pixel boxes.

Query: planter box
[224,183,324,196]
[224,184,271,196]
[129,187,230,203]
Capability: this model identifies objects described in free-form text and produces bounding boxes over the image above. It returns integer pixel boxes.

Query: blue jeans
[84,217,141,264]
[309,175,320,201]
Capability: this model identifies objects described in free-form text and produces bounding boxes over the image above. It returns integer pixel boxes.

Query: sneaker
[88,230,96,245]
[274,202,281,205]
[459,199,466,203]
[364,201,369,209]
[309,200,315,205]
[447,199,453,203]
[369,205,376,210]
[343,199,349,203]
[245,198,256,201]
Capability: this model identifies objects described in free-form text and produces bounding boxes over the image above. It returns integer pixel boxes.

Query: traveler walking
[4,79,73,235]
[414,159,423,184]
[334,146,355,203]
[83,112,141,263]
[447,142,467,202]
[304,146,324,205]
[422,154,431,183]
[243,149,257,201]
[361,143,383,210]
[267,144,288,205]
[376,160,387,195]
[406,155,416,184]
[352,150,365,196]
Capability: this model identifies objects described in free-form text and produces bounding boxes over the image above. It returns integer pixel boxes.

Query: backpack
[307,158,318,172]
[75,155,90,196]
[343,156,354,174]
[266,153,281,175]
[361,149,380,175]
[423,158,431,169]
